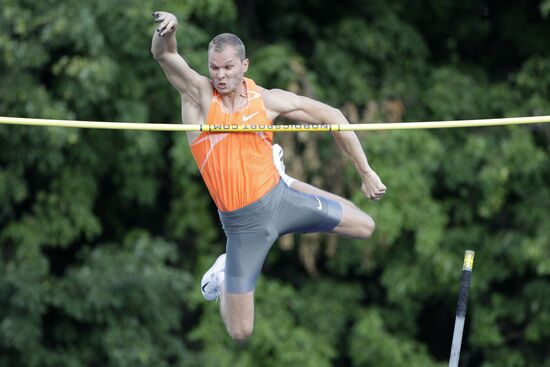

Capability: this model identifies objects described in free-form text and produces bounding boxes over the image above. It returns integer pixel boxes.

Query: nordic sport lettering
[209,124,331,131]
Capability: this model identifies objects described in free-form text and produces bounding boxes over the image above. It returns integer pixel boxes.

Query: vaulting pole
[449,250,475,367]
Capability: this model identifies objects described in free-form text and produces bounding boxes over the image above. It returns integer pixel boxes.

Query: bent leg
[220,289,255,342]
[217,191,282,342]
[272,144,374,239]
[290,180,375,239]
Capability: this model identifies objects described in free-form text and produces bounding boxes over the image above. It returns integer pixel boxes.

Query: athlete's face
[208,46,249,95]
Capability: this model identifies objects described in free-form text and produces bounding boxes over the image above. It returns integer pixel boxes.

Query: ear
[242,58,249,73]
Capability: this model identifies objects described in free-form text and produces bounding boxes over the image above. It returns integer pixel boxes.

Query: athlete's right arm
[151,11,211,101]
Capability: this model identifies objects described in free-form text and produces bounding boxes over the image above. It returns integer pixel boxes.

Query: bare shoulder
[181,70,213,99]
[260,87,298,100]
[261,87,301,114]
[196,77,215,104]
[195,74,215,93]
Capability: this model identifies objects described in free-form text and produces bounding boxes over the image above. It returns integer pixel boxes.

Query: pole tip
[463,250,475,271]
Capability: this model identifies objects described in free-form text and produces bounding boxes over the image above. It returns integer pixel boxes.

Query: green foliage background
[1,0,549,366]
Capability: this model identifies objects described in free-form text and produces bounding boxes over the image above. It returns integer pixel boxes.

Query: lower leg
[220,287,255,342]
[200,255,255,342]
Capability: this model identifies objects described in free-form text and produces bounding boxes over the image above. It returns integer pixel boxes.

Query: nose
[216,69,225,78]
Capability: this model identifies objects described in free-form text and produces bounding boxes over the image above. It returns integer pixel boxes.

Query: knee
[359,215,375,239]
[227,322,254,342]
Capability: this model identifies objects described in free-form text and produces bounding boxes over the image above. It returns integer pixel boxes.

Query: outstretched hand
[361,169,387,201]
[152,11,178,37]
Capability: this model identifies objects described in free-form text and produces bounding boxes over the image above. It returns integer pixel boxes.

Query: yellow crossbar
[1,115,549,132]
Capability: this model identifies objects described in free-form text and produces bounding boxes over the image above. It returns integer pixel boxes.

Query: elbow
[333,108,349,125]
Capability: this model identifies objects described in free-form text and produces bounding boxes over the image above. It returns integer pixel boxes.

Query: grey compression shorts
[218,179,343,294]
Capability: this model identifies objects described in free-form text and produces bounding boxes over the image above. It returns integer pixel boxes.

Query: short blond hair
[208,33,246,60]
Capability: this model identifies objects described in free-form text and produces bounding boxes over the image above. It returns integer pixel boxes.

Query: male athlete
[151,11,386,342]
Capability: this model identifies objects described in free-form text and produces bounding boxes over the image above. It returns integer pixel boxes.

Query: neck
[219,79,247,113]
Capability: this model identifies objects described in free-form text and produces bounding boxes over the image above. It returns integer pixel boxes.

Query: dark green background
[1,0,549,366]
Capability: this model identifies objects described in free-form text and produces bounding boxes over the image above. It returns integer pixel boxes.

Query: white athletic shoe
[272,144,296,186]
[200,254,226,301]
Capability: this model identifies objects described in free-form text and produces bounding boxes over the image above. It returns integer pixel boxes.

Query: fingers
[370,191,385,201]
[363,185,386,201]
[152,11,177,36]
[363,191,384,201]
[159,20,176,36]
[152,11,163,21]
[361,170,387,201]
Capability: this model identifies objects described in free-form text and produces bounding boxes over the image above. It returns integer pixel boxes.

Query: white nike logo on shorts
[314,196,323,210]
[242,112,259,122]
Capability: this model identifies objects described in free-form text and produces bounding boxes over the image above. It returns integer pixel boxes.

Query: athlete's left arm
[263,88,386,200]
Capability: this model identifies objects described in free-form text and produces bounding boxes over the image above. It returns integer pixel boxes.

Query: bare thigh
[290,180,375,239]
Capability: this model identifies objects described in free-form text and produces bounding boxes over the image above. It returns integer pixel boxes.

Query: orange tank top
[190,78,280,211]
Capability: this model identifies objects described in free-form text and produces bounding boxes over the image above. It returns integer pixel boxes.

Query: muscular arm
[263,89,386,200]
[151,12,211,104]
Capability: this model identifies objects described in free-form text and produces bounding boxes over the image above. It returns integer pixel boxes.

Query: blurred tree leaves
[1,0,550,366]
